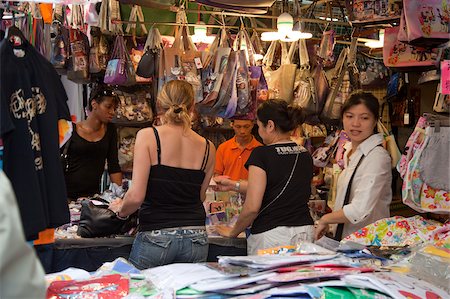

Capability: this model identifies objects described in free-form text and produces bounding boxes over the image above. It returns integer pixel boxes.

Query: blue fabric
[129,228,208,269]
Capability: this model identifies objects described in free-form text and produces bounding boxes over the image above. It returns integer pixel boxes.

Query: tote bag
[402,0,450,47]
[263,40,297,103]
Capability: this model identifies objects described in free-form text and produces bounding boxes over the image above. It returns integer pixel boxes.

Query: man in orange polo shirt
[215,119,262,181]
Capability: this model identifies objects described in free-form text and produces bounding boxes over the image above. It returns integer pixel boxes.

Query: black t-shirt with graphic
[245,142,314,234]
[0,39,71,240]
[65,123,121,199]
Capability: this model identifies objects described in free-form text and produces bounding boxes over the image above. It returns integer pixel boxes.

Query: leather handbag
[77,198,138,238]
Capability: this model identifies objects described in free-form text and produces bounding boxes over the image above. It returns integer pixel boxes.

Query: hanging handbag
[293,39,319,124]
[357,53,389,88]
[232,27,258,120]
[383,27,442,71]
[77,197,138,238]
[263,40,297,103]
[349,0,401,24]
[89,26,110,74]
[67,28,90,84]
[136,27,163,78]
[321,38,360,125]
[50,20,69,69]
[200,29,232,107]
[163,10,203,102]
[104,35,136,86]
[401,0,450,47]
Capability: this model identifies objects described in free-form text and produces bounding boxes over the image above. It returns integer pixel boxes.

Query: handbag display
[114,86,153,124]
[104,35,136,86]
[89,26,110,74]
[356,53,389,88]
[67,28,90,84]
[50,20,69,69]
[293,39,320,124]
[118,127,140,172]
[163,10,203,102]
[401,0,450,47]
[77,197,138,238]
[321,38,360,125]
[349,0,401,24]
[263,40,297,104]
[383,27,442,71]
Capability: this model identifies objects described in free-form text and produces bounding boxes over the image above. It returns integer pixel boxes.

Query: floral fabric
[343,215,449,247]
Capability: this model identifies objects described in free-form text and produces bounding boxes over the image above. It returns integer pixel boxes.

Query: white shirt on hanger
[333,133,393,238]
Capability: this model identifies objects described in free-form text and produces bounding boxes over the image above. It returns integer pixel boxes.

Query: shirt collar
[231,136,260,150]
[344,133,384,156]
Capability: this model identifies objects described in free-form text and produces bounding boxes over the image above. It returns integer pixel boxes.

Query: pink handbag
[402,0,450,47]
[383,27,441,71]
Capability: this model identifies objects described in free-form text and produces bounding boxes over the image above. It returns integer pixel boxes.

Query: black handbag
[77,197,138,238]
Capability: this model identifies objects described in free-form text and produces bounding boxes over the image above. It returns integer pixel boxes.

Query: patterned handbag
[401,0,450,47]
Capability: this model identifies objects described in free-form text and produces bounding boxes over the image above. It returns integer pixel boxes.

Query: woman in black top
[64,86,122,200]
[215,100,314,255]
[110,80,215,269]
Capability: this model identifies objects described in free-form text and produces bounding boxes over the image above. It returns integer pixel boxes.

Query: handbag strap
[257,153,299,217]
[61,136,72,158]
[334,154,365,241]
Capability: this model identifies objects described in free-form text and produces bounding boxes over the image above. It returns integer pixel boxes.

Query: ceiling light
[262,13,312,42]
[364,29,385,48]
[191,21,215,44]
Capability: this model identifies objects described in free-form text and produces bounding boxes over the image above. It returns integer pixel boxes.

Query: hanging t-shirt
[245,142,314,234]
[0,39,71,240]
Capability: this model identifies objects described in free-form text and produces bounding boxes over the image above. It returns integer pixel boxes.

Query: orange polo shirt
[215,137,262,181]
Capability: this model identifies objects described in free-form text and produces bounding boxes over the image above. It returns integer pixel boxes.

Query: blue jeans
[129,227,208,269]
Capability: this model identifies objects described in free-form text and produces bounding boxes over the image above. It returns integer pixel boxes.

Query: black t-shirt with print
[0,39,71,240]
[65,123,121,199]
[245,142,314,234]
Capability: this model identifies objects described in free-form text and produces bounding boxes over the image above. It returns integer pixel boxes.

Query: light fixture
[191,21,215,44]
[261,12,312,42]
[362,29,385,48]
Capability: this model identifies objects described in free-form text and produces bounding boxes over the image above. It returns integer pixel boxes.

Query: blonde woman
[110,80,216,269]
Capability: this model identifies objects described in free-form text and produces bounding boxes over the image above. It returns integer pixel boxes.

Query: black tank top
[138,127,210,231]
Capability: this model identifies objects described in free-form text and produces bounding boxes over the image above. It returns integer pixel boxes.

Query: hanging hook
[239,16,245,30]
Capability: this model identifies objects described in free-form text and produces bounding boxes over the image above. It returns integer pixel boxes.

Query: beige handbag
[263,40,297,103]
[377,120,401,168]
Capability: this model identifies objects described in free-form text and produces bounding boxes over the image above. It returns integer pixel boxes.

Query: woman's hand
[108,198,123,213]
[315,219,329,240]
[213,176,235,192]
[214,224,235,238]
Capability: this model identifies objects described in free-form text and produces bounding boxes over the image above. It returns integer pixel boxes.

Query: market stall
[0,0,449,297]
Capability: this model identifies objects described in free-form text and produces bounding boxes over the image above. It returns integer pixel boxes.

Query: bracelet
[234,180,241,192]
[115,211,129,220]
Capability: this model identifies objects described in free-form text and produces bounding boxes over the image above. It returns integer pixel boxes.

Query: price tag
[441,61,450,95]
[194,57,203,69]
[404,113,410,125]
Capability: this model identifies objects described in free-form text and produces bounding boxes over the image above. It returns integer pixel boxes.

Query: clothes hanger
[4,11,26,47]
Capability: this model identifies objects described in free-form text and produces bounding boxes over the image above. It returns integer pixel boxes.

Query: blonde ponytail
[157,80,194,129]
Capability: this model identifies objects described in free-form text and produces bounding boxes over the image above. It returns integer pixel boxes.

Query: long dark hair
[257,99,305,133]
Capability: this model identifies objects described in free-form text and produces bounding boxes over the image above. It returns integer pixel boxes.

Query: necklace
[269,139,293,145]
